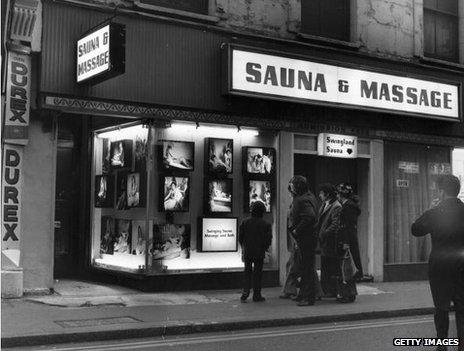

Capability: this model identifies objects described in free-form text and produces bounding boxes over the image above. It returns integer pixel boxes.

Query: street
[7,315,459,351]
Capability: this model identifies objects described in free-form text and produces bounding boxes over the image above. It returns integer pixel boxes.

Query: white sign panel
[77,25,110,83]
[4,51,31,144]
[201,218,237,252]
[2,144,23,267]
[399,161,420,174]
[317,133,357,158]
[396,179,410,188]
[230,48,460,120]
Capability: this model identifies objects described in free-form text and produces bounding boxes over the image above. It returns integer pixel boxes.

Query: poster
[200,217,237,252]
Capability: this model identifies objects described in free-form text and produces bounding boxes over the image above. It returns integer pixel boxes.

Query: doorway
[54,118,82,278]
[293,154,370,273]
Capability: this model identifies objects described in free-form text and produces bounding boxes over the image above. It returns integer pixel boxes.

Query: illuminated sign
[226,46,461,121]
[199,217,238,252]
[4,51,31,144]
[76,22,125,83]
[317,133,357,158]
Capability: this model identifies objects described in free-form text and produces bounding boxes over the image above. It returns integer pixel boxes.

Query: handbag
[341,248,358,283]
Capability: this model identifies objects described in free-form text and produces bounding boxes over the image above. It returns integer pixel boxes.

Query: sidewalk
[1,279,434,348]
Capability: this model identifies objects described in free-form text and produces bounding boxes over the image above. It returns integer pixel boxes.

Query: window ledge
[417,55,464,71]
[297,33,361,51]
[133,1,220,24]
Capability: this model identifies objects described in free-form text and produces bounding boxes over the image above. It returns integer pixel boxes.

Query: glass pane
[423,0,437,10]
[435,15,458,61]
[423,11,436,56]
[437,0,458,14]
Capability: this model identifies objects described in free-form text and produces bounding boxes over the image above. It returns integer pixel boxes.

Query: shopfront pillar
[278,131,294,285]
[368,139,384,281]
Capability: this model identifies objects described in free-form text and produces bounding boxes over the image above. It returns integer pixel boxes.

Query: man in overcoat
[317,183,342,297]
[281,176,320,306]
[412,175,464,350]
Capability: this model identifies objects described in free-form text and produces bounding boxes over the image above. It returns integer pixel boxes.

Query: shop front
[21,0,463,293]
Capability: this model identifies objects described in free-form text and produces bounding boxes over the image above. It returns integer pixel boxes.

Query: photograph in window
[206,179,233,213]
[161,140,194,171]
[131,220,147,256]
[114,219,132,254]
[110,139,133,168]
[100,216,115,254]
[161,176,190,212]
[152,222,191,260]
[206,138,233,174]
[95,175,114,208]
[247,179,272,213]
[244,147,275,175]
[126,172,142,208]
[116,171,128,210]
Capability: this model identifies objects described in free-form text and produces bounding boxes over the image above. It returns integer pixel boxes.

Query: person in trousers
[280,176,320,306]
[239,201,272,302]
[336,183,360,303]
[412,175,464,351]
[317,183,342,298]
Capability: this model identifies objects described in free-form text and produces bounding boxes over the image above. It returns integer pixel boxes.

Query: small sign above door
[317,133,358,159]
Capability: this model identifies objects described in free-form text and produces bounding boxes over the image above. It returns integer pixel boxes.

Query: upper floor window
[139,0,209,15]
[301,0,350,42]
[424,0,459,62]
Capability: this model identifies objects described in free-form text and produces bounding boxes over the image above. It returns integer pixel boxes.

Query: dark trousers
[298,246,317,300]
[282,248,301,296]
[321,255,340,296]
[243,258,264,297]
[433,269,464,350]
[349,235,363,276]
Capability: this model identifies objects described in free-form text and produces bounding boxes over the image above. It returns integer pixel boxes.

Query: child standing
[239,201,272,302]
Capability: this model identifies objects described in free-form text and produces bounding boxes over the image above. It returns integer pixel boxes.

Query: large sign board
[225,46,461,121]
[199,217,238,252]
[4,51,31,144]
[76,22,125,84]
[2,144,23,267]
[317,133,357,158]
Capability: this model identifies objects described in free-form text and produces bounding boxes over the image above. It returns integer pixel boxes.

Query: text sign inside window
[227,47,460,121]
[317,133,357,158]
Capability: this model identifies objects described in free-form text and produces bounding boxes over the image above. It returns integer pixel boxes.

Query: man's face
[288,183,296,196]
[437,188,445,201]
[319,191,327,202]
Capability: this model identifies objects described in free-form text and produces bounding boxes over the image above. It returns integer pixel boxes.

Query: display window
[91,121,278,275]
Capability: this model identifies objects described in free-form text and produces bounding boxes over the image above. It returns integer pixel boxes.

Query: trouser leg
[350,235,363,276]
[454,268,464,350]
[299,247,316,300]
[321,256,338,296]
[283,249,301,295]
[243,259,252,295]
[434,309,449,339]
[253,259,264,298]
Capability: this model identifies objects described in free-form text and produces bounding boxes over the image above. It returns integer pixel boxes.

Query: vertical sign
[4,51,31,144]
[2,145,23,267]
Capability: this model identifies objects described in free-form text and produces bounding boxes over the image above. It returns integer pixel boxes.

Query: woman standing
[336,183,360,303]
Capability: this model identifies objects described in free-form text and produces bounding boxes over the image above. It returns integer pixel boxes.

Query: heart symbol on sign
[347,149,353,155]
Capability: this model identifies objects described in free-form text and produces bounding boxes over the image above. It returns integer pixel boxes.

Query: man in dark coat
[317,183,342,298]
[411,175,464,349]
[281,176,320,306]
[239,201,272,302]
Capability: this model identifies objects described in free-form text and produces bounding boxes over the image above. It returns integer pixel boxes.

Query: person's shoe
[322,293,337,298]
[240,293,249,303]
[296,299,315,306]
[279,293,296,299]
[336,296,356,303]
[291,295,304,301]
[253,296,266,302]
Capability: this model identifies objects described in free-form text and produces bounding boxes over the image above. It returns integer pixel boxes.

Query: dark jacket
[317,199,342,257]
[288,191,319,248]
[239,217,272,261]
[411,198,464,308]
[339,199,361,246]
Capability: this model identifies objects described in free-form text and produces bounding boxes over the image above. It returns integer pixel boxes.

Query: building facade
[2,0,464,297]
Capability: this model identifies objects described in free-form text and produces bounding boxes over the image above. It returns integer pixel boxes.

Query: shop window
[138,0,209,15]
[301,0,350,42]
[424,0,459,62]
[90,122,278,275]
[452,148,464,202]
[384,142,451,264]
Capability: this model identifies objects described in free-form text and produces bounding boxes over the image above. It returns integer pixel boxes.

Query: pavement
[1,279,435,348]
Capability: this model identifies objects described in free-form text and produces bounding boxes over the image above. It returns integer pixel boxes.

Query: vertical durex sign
[4,52,31,144]
[2,145,23,267]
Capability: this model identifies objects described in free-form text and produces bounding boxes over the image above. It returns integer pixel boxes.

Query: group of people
[280,176,362,306]
[238,175,363,304]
